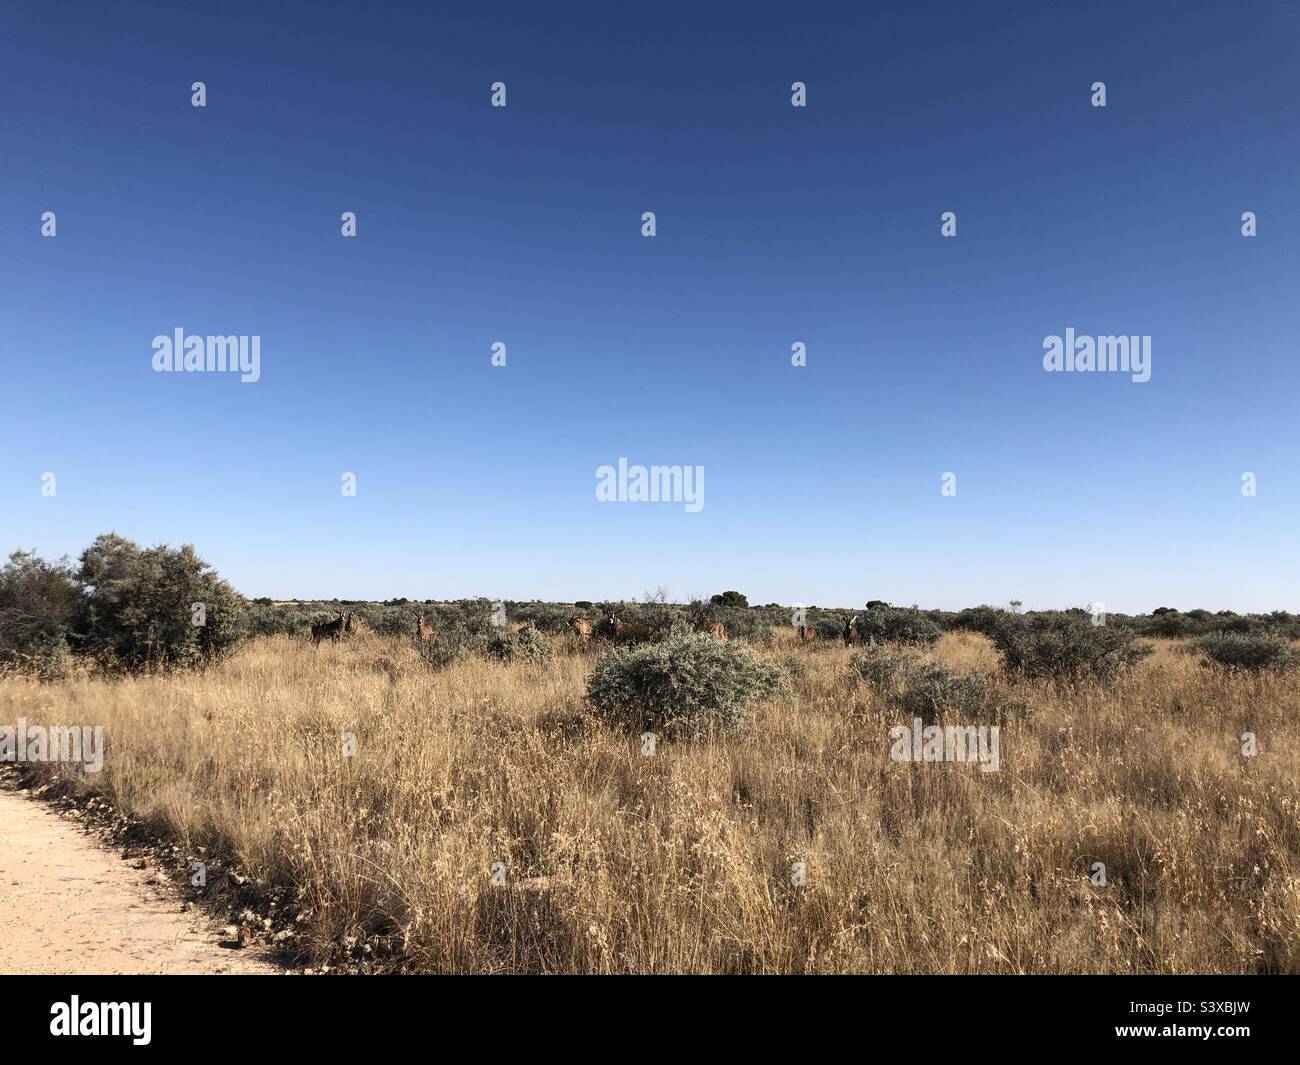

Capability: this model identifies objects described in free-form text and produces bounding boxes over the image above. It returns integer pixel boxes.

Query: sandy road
[0,787,278,975]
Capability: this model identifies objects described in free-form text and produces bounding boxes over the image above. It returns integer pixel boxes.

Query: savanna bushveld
[1,535,1297,974]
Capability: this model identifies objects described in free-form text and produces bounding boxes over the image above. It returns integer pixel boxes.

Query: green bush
[504,601,578,635]
[0,550,81,669]
[992,613,1153,684]
[75,534,246,671]
[848,645,918,691]
[368,606,421,638]
[851,648,1027,723]
[812,613,846,641]
[483,624,554,665]
[416,624,478,670]
[616,600,684,638]
[1182,632,1299,673]
[710,607,773,645]
[244,602,307,637]
[898,662,1013,722]
[586,627,787,737]
[31,633,75,683]
[949,605,1011,638]
[858,607,942,647]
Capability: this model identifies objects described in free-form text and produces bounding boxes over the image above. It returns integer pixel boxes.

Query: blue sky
[2,1,1298,611]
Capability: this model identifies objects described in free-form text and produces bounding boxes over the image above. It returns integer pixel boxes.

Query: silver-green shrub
[1182,632,1298,672]
[586,627,787,737]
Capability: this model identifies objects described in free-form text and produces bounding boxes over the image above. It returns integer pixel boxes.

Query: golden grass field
[2,629,1297,973]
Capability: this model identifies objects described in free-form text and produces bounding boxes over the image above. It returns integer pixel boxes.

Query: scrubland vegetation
[2,536,1298,973]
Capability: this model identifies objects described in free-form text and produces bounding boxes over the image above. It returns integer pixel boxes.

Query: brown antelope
[797,625,817,643]
[842,615,859,647]
[415,613,433,642]
[603,614,655,644]
[312,612,347,645]
[569,615,593,641]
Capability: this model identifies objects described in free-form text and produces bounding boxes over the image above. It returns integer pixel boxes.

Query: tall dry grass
[2,629,1297,973]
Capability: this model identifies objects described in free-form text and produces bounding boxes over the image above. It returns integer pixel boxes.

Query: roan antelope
[415,613,434,642]
[345,614,360,635]
[703,621,726,640]
[797,625,817,643]
[569,615,593,641]
[603,614,655,644]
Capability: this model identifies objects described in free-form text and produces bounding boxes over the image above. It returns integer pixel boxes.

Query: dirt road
[0,787,278,975]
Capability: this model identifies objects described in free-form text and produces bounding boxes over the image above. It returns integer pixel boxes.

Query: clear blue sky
[2,1,1298,612]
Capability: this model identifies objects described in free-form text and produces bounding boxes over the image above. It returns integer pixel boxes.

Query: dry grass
[2,629,1298,973]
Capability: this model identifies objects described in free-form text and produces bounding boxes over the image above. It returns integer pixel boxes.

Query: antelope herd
[311,610,436,645]
[309,605,866,649]
[565,614,728,644]
[797,615,858,645]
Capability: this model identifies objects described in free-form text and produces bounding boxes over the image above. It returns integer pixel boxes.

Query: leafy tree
[710,590,749,609]
[76,533,245,670]
[0,550,81,673]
